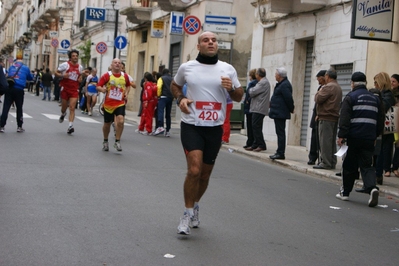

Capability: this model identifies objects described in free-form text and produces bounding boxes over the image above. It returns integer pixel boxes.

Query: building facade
[251,0,399,150]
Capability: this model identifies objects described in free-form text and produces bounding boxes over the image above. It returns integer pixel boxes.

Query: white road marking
[10,112,32,118]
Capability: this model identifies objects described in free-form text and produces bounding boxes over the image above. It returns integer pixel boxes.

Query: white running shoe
[17,127,25,133]
[102,141,109,151]
[336,191,349,201]
[67,126,74,134]
[177,213,192,235]
[368,188,379,207]
[164,131,171,137]
[192,205,200,228]
[114,141,122,151]
[153,127,165,136]
[0,127,5,133]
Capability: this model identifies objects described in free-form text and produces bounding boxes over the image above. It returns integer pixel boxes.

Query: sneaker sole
[368,189,379,207]
[114,144,122,151]
[192,222,199,228]
[335,193,349,201]
[177,229,190,235]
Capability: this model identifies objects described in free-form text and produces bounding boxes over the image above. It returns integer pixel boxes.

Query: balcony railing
[31,0,60,29]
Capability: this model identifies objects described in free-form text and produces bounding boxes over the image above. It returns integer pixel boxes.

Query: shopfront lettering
[358,0,392,18]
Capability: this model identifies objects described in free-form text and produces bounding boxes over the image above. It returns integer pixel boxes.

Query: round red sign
[183,15,201,35]
[96,42,108,54]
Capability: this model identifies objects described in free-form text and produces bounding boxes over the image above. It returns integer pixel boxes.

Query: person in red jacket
[138,72,158,135]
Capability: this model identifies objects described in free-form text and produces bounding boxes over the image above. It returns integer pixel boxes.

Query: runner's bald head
[198,31,217,44]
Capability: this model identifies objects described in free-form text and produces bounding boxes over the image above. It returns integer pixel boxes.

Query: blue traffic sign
[60,39,70,49]
[170,11,184,35]
[114,36,127,50]
[85,7,106,21]
[205,15,236,25]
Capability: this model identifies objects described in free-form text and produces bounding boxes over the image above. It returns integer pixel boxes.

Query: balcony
[120,6,152,25]
[269,0,327,14]
[30,0,60,30]
[153,0,196,12]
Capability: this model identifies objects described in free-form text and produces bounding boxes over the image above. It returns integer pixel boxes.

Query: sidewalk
[124,110,399,199]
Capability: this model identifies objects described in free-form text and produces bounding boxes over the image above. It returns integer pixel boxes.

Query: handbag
[384,106,397,134]
[6,63,23,89]
[0,65,8,95]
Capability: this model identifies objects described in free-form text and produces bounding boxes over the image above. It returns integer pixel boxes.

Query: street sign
[183,15,201,35]
[170,11,184,35]
[204,15,237,34]
[203,24,236,34]
[205,15,236,25]
[57,49,69,54]
[217,41,232,50]
[85,7,106,22]
[151,20,164,38]
[23,49,30,60]
[96,42,107,54]
[60,39,70,49]
[114,36,127,50]
[49,31,58,38]
[51,38,59,48]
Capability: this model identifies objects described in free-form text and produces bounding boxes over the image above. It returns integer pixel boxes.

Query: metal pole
[113,9,119,59]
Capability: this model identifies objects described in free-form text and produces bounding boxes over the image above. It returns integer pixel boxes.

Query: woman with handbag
[374,72,396,185]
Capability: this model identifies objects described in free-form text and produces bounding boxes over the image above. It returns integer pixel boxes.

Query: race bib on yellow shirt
[109,87,123,101]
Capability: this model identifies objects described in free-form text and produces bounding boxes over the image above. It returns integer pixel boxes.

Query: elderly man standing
[336,72,383,207]
[245,67,270,152]
[269,67,295,160]
[313,68,342,169]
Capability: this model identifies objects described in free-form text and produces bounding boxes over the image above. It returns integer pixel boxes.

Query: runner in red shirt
[55,49,86,134]
[96,58,131,152]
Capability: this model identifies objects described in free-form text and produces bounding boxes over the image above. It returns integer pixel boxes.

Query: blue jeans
[157,97,173,131]
[42,86,51,100]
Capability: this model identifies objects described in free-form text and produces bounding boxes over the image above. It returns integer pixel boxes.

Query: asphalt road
[0,94,398,266]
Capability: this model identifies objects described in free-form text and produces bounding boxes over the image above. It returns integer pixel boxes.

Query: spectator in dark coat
[243,68,258,149]
[41,68,53,101]
[268,67,295,160]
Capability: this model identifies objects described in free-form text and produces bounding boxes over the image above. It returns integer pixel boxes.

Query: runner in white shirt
[171,31,244,235]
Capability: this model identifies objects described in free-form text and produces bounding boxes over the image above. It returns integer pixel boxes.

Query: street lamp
[111,0,119,58]
[59,17,72,31]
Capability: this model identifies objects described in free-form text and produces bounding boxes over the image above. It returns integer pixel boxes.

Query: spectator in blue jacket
[268,67,295,160]
[0,54,33,133]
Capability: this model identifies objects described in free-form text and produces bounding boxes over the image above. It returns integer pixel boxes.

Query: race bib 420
[194,101,223,126]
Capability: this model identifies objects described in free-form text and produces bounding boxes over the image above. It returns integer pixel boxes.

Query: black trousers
[1,88,24,128]
[342,138,378,195]
[308,125,319,162]
[273,118,286,155]
[251,113,266,149]
[35,82,40,96]
[245,113,254,147]
[53,83,60,101]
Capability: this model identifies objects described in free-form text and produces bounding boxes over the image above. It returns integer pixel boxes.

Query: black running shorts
[104,105,126,123]
[180,122,223,165]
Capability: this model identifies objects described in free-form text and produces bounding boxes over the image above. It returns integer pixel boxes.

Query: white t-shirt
[174,60,240,126]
